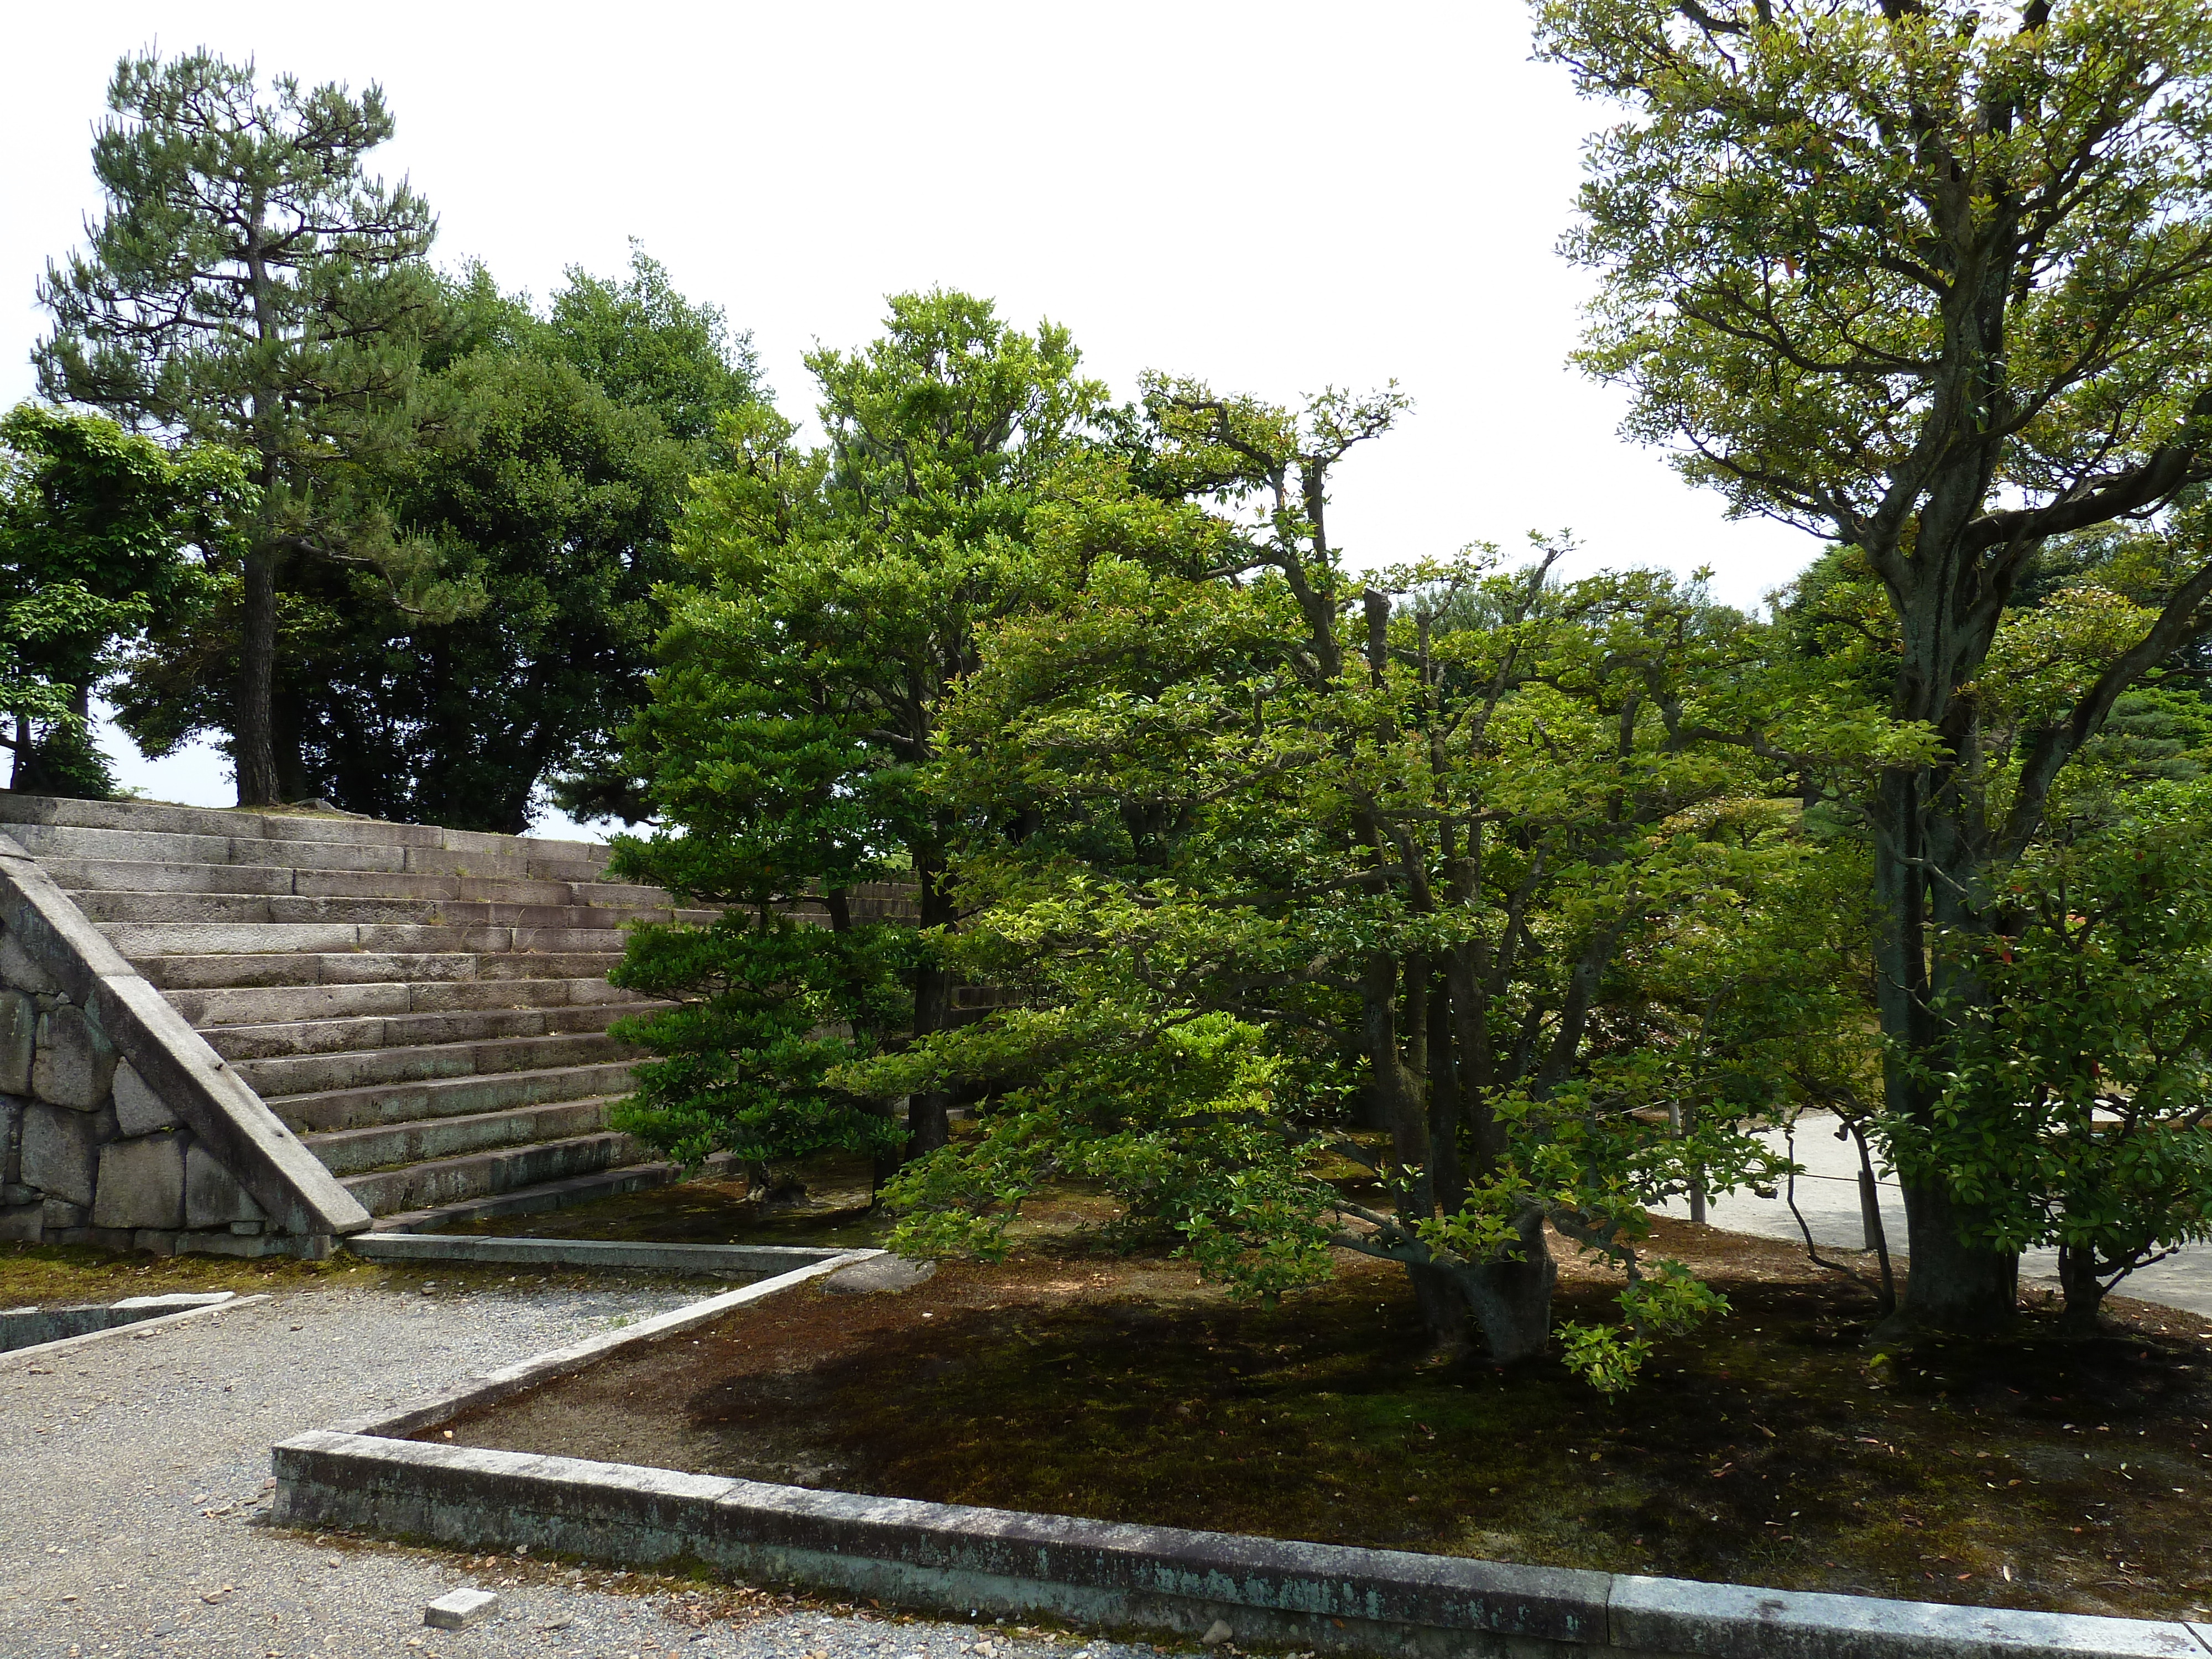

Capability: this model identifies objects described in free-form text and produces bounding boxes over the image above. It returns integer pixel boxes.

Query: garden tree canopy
[1535,0,2212,1330]
[607,290,1110,1168]
[850,380,1838,1389]
[35,47,476,807]
[108,253,757,831]
[0,404,245,796]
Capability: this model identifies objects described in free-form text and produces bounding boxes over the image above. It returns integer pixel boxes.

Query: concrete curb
[270,1272,2212,1659]
[5,1292,272,1366]
[343,1232,853,1277]
[0,831,371,1242]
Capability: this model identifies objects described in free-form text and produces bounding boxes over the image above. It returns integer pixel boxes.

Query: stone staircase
[0,796,705,1233]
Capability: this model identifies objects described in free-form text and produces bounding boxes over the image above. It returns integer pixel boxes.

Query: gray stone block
[185,1140,267,1229]
[1605,1572,2204,1658]
[0,988,33,1093]
[0,1200,41,1241]
[32,1003,118,1110]
[823,1254,937,1295]
[111,1060,180,1135]
[91,1132,187,1230]
[22,1102,111,1207]
[423,1588,499,1629]
[41,1197,87,1228]
[0,924,60,995]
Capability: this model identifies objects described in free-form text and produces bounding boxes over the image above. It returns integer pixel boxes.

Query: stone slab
[111,1058,180,1135]
[823,1254,937,1295]
[30,1001,118,1109]
[423,1588,500,1629]
[91,1131,187,1230]
[20,1100,107,1206]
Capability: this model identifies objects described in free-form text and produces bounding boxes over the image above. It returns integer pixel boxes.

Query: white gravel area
[0,1275,1165,1659]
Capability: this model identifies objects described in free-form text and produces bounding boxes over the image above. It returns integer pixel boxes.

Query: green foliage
[607,911,912,1171]
[831,379,1849,1385]
[1908,779,2212,1325]
[606,290,1108,1173]
[1537,0,2212,1326]
[35,46,461,804]
[110,251,755,830]
[0,404,246,795]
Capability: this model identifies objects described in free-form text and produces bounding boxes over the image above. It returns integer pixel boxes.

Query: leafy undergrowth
[436,1216,2212,1621]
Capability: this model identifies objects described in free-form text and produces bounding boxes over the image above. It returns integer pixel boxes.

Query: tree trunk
[1872,766,2021,1331]
[904,855,955,1160]
[2056,1244,2108,1339]
[1413,1208,1555,1364]
[1892,1178,2018,1333]
[236,541,281,806]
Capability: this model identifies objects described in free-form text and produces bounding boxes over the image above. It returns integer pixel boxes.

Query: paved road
[0,1279,1164,1659]
[1650,1112,2212,1321]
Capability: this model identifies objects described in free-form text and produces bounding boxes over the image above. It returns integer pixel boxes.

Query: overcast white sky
[0,1,1824,832]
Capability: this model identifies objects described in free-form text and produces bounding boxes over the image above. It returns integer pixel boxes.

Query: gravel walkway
[0,1277,1165,1659]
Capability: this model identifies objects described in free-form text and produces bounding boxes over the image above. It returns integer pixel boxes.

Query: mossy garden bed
[421,1214,2212,1624]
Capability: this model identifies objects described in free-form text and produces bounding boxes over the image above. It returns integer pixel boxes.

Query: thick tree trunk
[1893,1179,2018,1332]
[1413,1209,1555,1364]
[236,541,281,806]
[1872,768,2021,1332]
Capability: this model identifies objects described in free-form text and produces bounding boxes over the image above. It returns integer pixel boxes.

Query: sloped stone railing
[0,833,371,1255]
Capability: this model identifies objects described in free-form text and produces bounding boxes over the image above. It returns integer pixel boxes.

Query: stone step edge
[0,791,610,862]
[0,833,369,1243]
[238,1030,638,1091]
[345,1233,848,1276]
[260,1057,641,1115]
[300,1094,626,1169]
[367,1160,682,1233]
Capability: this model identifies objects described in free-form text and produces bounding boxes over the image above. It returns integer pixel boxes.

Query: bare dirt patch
[432,1217,2212,1622]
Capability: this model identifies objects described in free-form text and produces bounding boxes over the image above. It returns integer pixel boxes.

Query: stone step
[200,1000,656,1061]
[371,1161,681,1233]
[161,974,645,1030]
[99,920,633,958]
[304,1097,623,1177]
[337,1130,641,1216]
[4,820,616,883]
[0,792,611,863]
[267,1058,645,1134]
[36,857,670,907]
[138,950,627,992]
[69,889,705,928]
[236,1029,634,1097]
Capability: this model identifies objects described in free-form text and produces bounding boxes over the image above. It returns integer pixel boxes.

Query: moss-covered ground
[436,1214,2212,1621]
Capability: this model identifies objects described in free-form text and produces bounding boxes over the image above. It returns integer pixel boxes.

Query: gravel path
[0,1277,1164,1659]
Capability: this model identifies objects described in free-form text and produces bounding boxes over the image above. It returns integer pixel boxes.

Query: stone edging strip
[344,1232,852,1277]
[0,832,371,1243]
[5,1292,273,1366]
[270,1269,2212,1659]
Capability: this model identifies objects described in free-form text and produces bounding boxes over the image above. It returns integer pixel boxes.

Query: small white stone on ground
[424,1587,500,1629]
[1199,1621,1233,1646]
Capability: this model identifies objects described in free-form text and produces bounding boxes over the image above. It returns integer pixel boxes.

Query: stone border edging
[0,832,371,1243]
[270,1270,2212,1659]
[4,1292,272,1366]
[344,1232,852,1277]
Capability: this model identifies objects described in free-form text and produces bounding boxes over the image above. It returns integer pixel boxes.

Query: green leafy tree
[608,290,1109,1171]
[1536,0,2212,1331]
[35,47,474,806]
[109,253,757,830]
[0,405,245,796]
[851,382,1833,1386]
[1924,779,2212,1333]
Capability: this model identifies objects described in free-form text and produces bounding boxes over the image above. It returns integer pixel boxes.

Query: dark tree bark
[236,541,282,806]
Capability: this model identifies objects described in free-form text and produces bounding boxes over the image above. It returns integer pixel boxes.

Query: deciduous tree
[1536,0,2212,1329]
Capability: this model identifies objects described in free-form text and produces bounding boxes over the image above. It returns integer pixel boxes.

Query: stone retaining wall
[0,833,369,1256]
